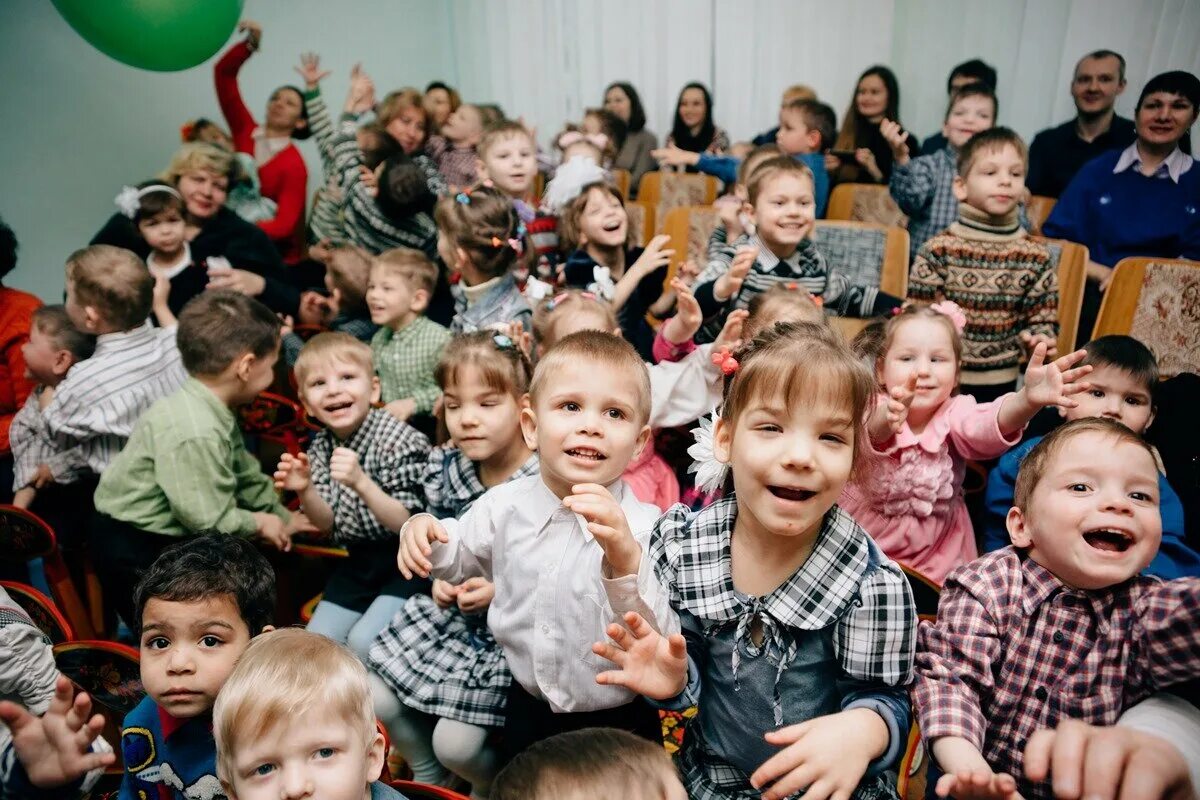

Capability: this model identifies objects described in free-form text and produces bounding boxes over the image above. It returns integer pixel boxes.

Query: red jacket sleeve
[256,149,307,242]
[214,41,258,154]
[0,299,38,454]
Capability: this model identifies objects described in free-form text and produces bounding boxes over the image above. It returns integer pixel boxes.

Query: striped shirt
[303,86,351,245]
[9,387,88,491]
[43,324,186,475]
[371,315,451,413]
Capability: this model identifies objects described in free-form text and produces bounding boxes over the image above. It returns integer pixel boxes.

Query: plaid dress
[651,498,916,800]
[368,446,539,727]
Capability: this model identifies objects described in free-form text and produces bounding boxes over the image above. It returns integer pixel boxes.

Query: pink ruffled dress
[840,393,1021,585]
[622,433,680,512]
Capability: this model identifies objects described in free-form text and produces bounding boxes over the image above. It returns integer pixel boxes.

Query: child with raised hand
[427,104,491,190]
[840,303,1091,585]
[368,332,538,796]
[435,186,532,333]
[912,417,1200,800]
[907,128,1057,401]
[591,321,916,800]
[281,244,377,367]
[275,333,429,661]
[397,331,678,757]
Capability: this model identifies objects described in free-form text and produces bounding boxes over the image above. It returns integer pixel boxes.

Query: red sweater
[0,287,41,454]
[215,42,307,264]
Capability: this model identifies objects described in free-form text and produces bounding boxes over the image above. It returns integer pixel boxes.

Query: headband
[115,185,182,218]
[558,131,609,151]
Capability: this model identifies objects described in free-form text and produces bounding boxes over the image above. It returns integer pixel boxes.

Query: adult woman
[214,20,310,265]
[0,218,39,502]
[91,143,298,317]
[665,82,729,168]
[423,81,461,134]
[828,65,920,185]
[1044,70,1200,346]
[603,82,658,193]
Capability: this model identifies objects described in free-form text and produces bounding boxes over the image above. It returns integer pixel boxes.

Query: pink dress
[623,433,680,512]
[840,393,1021,585]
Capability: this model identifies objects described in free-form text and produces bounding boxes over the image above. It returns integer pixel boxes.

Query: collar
[147,243,192,279]
[180,377,235,429]
[1017,552,1117,634]
[955,202,1021,236]
[336,406,384,447]
[529,476,632,542]
[156,704,206,740]
[749,234,815,274]
[377,315,422,341]
[1112,143,1194,183]
[459,275,505,304]
[94,322,156,352]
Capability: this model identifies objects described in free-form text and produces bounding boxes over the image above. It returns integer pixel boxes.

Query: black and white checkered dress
[368,446,539,727]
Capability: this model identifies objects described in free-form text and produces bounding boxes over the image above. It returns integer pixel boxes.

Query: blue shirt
[119,697,217,800]
[982,435,1199,579]
[696,152,830,218]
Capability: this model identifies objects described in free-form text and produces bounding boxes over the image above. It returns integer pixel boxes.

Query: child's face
[386,107,427,156]
[521,361,650,498]
[424,88,453,127]
[299,357,380,440]
[444,365,525,465]
[366,266,423,329]
[879,317,959,415]
[775,109,816,155]
[1007,432,1162,590]
[233,343,280,406]
[953,142,1026,217]
[750,173,815,254]
[714,388,855,542]
[478,133,537,197]
[943,95,996,148]
[442,104,484,147]
[855,74,888,120]
[22,324,72,386]
[224,707,383,800]
[678,87,707,129]
[139,210,186,256]
[139,594,253,719]
[581,114,604,136]
[577,189,628,249]
[1063,364,1154,433]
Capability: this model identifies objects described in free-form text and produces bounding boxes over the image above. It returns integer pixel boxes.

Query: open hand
[294,52,330,89]
[651,145,701,169]
[0,676,115,789]
[885,373,918,433]
[661,278,702,344]
[593,611,689,700]
[712,308,748,353]
[1021,344,1092,410]
[714,245,757,301]
[935,769,1024,800]
[879,118,910,165]
[273,452,312,493]
[398,515,449,579]
[563,483,641,577]
[238,20,263,50]
[752,708,890,800]
[631,234,674,279]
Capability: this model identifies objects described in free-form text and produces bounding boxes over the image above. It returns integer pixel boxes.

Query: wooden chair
[1025,195,1057,235]
[239,391,313,455]
[1031,237,1088,357]
[897,722,929,800]
[637,171,718,230]
[826,183,907,227]
[388,781,470,800]
[611,168,632,200]
[813,221,910,340]
[623,200,656,248]
[0,506,96,639]
[533,172,545,201]
[660,205,720,280]
[1094,257,1200,376]
[1,580,74,643]
[54,640,143,778]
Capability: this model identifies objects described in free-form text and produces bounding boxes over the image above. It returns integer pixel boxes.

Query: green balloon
[51,0,245,72]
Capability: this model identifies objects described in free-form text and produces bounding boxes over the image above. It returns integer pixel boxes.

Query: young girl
[539,127,611,216]
[839,303,1092,584]
[559,182,674,359]
[434,186,532,333]
[368,332,538,797]
[592,321,915,800]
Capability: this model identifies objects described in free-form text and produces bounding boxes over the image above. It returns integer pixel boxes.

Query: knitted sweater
[909,204,1057,386]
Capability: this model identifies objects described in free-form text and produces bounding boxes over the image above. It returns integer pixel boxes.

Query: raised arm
[214,23,261,147]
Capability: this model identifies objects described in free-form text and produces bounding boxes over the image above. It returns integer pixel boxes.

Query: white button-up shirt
[648,343,723,429]
[427,474,678,712]
[1112,143,1194,183]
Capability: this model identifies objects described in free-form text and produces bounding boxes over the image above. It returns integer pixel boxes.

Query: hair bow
[180,121,196,143]
[711,346,739,376]
[558,130,609,151]
[524,276,553,301]
[114,186,140,218]
[455,191,471,205]
[589,266,616,301]
[687,410,728,493]
[929,300,967,333]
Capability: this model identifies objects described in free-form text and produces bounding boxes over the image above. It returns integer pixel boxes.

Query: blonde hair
[782,84,817,103]
[478,120,534,161]
[878,305,964,372]
[377,88,428,130]
[722,321,875,478]
[65,245,152,330]
[294,332,374,390]
[213,628,375,783]
[558,183,630,253]
[531,289,618,348]
[744,284,825,339]
[746,155,814,205]
[372,247,438,295]
[530,330,650,425]
[160,142,238,187]
[326,245,372,318]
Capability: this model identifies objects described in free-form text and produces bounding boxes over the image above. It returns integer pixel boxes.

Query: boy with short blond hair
[367,248,451,422]
[282,244,376,366]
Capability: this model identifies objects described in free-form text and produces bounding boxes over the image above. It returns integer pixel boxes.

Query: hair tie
[492,334,515,350]
[506,237,524,255]
[455,191,471,205]
[491,236,504,248]
[929,300,967,333]
[711,346,739,376]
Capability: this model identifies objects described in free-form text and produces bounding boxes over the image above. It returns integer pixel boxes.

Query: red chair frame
[0,505,96,639]
[0,580,74,643]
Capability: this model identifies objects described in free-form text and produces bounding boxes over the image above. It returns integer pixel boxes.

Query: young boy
[275,332,430,660]
[654,98,836,218]
[43,245,186,477]
[693,156,900,341]
[212,628,411,800]
[474,121,547,272]
[10,305,95,512]
[366,248,451,423]
[982,336,1199,577]
[397,331,678,757]
[907,127,1057,401]
[920,59,998,155]
[282,244,377,367]
[912,417,1200,800]
[888,82,1000,260]
[91,290,310,627]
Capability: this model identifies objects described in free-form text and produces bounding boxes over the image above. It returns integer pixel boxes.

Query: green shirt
[370,315,451,413]
[94,378,289,537]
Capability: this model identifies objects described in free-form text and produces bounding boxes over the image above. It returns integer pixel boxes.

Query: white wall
[2,0,1198,302]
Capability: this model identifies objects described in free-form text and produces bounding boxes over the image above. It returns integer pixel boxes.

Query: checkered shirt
[422,445,540,519]
[912,548,1200,800]
[307,408,429,544]
[890,147,959,261]
[370,316,451,413]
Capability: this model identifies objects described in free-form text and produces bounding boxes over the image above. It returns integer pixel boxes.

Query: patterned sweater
[908,204,1057,386]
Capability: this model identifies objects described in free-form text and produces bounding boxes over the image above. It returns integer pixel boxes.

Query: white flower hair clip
[114,186,141,218]
[589,266,616,301]
[524,276,553,302]
[688,409,729,493]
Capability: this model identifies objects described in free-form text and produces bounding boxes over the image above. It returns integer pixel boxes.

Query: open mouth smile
[565,447,606,462]
[1082,527,1134,553]
[768,485,817,502]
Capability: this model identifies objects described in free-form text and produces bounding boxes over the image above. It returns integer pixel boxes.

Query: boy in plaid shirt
[275,333,430,661]
[913,417,1200,800]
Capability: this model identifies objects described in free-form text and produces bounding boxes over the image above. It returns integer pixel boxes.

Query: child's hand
[885,373,918,434]
[752,707,891,800]
[563,483,641,577]
[712,308,749,353]
[879,118,910,165]
[716,196,744,238]
[308,239,334,265]
[630,234,674,279]
[293,52,329,90]
[651,145,701,169]
[455,577,495,613]
[0,676,115,789]
[1020,344,1092,411]
[359,165,380,196]
[398,515,450,579]
[12,486,35,509]
[152,272,171,310]
[254,512,292,552]
[286,511,318,537]
[32,463,55,489]
[344,63,375,115]
[1018,331,1058,360]
[1025,720,1193,800]
[676,258,701,287]
[238,20,263,50]
[714,245,757,302]
[824,152,842,173]
[661,279,703,344]
[329,447,367,492]
[273,452,312,493]
[500,320,533,359]
[593,611,689,700]
[385,398,417,422]
[935,769,1024,800]
[431,579,458,609]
